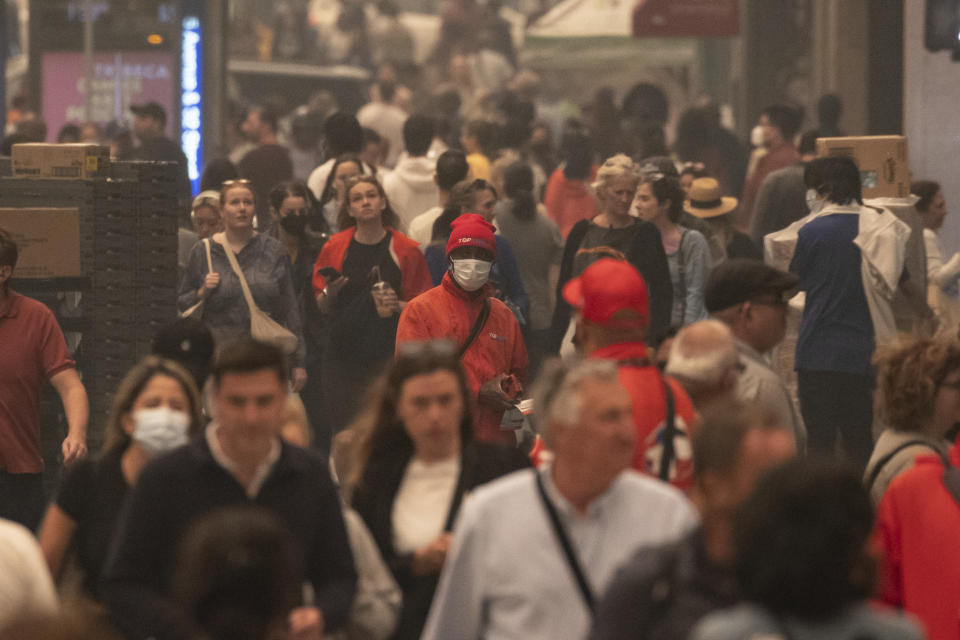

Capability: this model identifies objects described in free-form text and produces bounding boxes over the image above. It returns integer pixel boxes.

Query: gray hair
[531,358,621,445]
[665,319,738,390]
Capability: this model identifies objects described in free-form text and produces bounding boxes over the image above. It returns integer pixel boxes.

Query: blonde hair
[102,357,203,454]
[591,154,638,194]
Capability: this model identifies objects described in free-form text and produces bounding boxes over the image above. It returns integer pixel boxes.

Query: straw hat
[683,177,739,219]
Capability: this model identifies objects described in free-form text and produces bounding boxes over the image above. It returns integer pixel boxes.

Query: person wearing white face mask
[37,357,202,599]
[397,214,529,445]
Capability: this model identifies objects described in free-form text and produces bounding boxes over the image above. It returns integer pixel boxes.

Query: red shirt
[877,441,960,640]
[0,292,75,473]
[396,274,528,445]
[544,166,599,240]
[740,143,800,230]
[589,342,697,492]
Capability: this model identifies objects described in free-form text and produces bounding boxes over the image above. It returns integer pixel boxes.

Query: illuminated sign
[181,15,202,195]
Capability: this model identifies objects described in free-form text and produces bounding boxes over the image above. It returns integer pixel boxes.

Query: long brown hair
[102,356,204,454]
[346,340,473,491]
[336,175,401,232]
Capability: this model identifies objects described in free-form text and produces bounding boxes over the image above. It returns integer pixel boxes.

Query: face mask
[805,189,824,214]
[280,214,308,236]
[750,125,765,148]
[451,258,492,291]
[132,407,190,455]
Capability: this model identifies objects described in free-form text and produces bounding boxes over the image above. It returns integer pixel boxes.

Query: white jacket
[382,155,439,232]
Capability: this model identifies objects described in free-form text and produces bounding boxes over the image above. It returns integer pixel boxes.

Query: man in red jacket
[397,214,528,445]
[564,258,697,490]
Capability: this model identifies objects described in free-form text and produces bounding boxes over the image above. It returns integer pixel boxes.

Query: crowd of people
[5,10,960,638]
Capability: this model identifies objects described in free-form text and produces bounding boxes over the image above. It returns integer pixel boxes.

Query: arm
[177,241,209,311]
[49,368,88,464]
[682,232,711,325]
[494,236,531,323]
[419,501,487,640]
[308,473,358,632]
[274,253,307,372]
[37,504,78,581]
[548,221,588,353]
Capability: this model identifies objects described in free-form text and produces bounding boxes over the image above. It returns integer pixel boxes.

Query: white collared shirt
[205,422,281,498]
[421,467,697,640]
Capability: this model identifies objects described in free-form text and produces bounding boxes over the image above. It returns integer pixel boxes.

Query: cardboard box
[0,208,82,277]
[816,136,910,198]
[11,143,110,179]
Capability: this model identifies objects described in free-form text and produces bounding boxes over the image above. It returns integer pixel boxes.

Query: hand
[287,606,324,640]
[317,276,349,311]
[198,272,220,299]
[61,434,87,466]
[479,374,519,411]
[411,533,452,576]
[291,367,307,393]
[372,288,401,315]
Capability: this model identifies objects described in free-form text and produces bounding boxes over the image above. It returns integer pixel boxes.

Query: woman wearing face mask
[177,179,307,391]
[38,357,203,598]
[318,154,365,234]
[312,175,432,443]
[269,181,330,445]
[397,214,529,445]
[549,154,673,353]
[348,340,529,640]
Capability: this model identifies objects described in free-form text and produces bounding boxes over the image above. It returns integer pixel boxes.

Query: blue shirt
[791,213,873,374]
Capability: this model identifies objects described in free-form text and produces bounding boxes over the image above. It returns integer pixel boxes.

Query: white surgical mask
[132,407,190,455]
[451,258,492,291]
[750,125,765,148]
[805,189,824,214]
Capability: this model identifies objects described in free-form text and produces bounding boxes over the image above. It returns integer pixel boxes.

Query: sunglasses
[222,179,252,188]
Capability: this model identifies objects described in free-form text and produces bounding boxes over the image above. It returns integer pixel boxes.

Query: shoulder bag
[220,239,299,355]
[180,239,213,319]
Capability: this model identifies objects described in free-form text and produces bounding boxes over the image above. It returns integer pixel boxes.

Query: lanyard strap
[616,358,676,482]
[533,470,596,614]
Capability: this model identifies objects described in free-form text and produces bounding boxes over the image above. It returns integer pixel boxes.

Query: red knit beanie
[445,213,497,258]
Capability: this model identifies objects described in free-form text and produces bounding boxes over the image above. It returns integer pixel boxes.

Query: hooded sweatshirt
[383,156,439,231]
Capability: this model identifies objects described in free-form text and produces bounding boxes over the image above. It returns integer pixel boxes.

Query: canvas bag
[220,239,298,355]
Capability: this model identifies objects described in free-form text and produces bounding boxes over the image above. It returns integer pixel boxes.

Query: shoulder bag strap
[458,298,491,357]
[676,230,687,322]
[865,439,940,492]
[616,357,676,483]
[220,239,260,314]
[203,238,213,274]
[533,469,596,614]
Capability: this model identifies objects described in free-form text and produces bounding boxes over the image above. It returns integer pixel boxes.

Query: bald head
[665,320,738,409]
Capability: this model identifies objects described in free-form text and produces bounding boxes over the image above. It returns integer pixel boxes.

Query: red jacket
[312,227,432,301]
[396,273,528,445]
[589,342,697,492]
[877,441,960,640]
[740,143,799,230]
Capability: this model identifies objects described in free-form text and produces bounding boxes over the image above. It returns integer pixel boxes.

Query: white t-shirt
[408,205,444,247]
[391,457,460,554]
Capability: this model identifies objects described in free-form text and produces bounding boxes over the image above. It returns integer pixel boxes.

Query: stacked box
[0,162,181,451]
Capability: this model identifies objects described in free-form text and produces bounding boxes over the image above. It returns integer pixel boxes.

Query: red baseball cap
[446,213,497,258]
[563,258,649,329]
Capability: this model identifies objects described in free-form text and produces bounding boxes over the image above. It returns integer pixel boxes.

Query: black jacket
[101,436,357,640]
[351,442,530,640]
[549,218,673,352]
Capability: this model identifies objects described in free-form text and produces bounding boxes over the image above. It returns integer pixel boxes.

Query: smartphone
[317,266,342,281]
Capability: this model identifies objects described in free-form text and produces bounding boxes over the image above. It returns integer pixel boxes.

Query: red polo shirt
[0,291,75,473]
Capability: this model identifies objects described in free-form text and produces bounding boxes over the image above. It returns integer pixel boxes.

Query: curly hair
[873,335,960,433]
[591,154,637,194]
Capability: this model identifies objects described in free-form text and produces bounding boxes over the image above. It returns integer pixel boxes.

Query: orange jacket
[396,273,528,445]
[311,227,433,301]
[877,442,960,640]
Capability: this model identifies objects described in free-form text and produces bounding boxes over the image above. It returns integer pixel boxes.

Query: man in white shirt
[407,150,470,246]
[382,115,440,231]
[421,359,696,640]
[356,80,408,169]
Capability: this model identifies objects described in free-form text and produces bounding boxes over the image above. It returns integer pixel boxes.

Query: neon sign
[181,16,202,195]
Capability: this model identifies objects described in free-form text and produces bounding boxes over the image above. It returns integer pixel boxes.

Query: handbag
[220,239,299,355]
[180,239,213,319]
